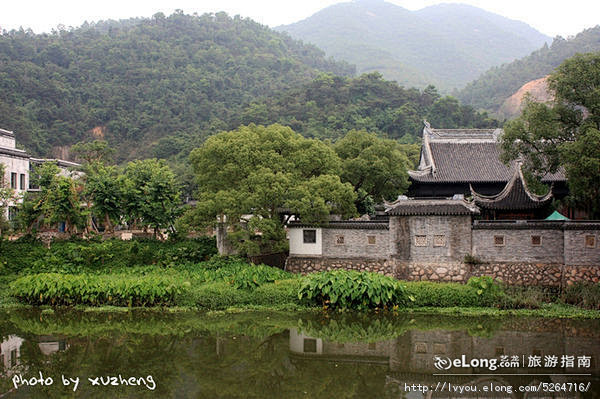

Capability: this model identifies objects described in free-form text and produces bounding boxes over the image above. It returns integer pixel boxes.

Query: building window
[415,235,427,247]
[585,235,596,248]
[433,343,446,354]
[495,347,504,356]
[368,342,377,350]
[336,235,345,245]
[415,342,427,354]
[532,349,542,357]
[10,172,17,189]
[19,173,25,190]
[494,235,505,246]
[303,229,316,244]
[367,235,376,245]
[8,207,18,221]
[433,235,446,247]
[303,338,317,353]
[531,235,542,246]
[10,349,17,367]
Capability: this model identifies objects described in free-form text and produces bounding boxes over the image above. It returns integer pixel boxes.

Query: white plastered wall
[288,227,322,255]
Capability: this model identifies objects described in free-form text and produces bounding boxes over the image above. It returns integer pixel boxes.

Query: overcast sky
[1,0,598,38]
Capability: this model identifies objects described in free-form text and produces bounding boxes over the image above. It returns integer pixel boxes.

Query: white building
[0,128,80,222]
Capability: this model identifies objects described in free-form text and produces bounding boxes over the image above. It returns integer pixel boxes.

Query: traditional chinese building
[407,122,568,219]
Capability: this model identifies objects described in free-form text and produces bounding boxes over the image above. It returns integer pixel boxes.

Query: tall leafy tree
[501,53,600,217]
[188,124,356,255]
[333,130,410,213]
[84,163,123,233]
[122,159,181,237]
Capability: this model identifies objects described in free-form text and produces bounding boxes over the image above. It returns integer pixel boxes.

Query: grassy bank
[1,239,599,318]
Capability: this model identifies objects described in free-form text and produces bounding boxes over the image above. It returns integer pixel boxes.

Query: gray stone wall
[392,215,471,263]
[321,228,388,258]
[472,228,564,263]
[564,229,600,266]
[285,257,395,277]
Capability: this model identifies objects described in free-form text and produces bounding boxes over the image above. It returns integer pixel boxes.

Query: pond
[0,310,598,398]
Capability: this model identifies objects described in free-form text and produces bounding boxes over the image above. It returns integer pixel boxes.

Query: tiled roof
[0,147,30,158]
[0,128,14,138]
[470,164,553,210]
[384,198,480,216]
[408,124,566,183]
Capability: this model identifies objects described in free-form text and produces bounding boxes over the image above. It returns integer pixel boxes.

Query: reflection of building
[0,335,24,374]
[37,337,69,356]
[289,325,599,398]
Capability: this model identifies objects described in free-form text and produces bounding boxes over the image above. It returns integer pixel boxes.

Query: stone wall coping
[473,220,600,230]
[287,221,389,230]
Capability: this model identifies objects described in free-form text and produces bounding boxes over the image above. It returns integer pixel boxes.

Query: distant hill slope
[0,12,354,160]
[498,76,552,119]
[457,26,600,113]
[276,0,550,90]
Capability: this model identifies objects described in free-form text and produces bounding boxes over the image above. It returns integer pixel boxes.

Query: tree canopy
[188,124,357,255]
[333,130,411,213]
[501,52,600,217]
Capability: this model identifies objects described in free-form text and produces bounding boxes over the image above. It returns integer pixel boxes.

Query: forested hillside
[0,10,499,167]
[234,73,497,145]
[0,11,354,160]
[458,26,600,112]
[276,0,549,90]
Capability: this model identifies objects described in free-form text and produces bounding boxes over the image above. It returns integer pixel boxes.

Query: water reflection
[0,311,597,398]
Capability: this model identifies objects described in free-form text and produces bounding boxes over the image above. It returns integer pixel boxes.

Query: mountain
[498,76,551,119]
[276,0,550,90]
[457,26,600,113]
[0,12,354,160]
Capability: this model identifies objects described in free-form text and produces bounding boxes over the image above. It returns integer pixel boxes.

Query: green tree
[84,163,123,233]
[333,130,410,213]
[122,159,181,237]
[501,53,600,217]
[71,140,115,164]
[41,175,84,234]
[188,124,356,255]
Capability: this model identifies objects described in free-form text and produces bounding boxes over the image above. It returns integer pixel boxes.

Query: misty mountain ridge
[276,0,550,90]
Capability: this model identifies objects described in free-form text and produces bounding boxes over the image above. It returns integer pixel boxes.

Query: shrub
[404,281,483,307]
[10,273,189,306]
[298,270,408,310]
[183,282,253,309]
[467,276,503,299]
[249,279,301,305]
[496,286,546,309]
[0,237,217,274]
[403,277,503,307]
[562,282,600,309]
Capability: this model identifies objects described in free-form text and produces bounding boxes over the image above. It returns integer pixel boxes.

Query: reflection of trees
[0,310,597,398]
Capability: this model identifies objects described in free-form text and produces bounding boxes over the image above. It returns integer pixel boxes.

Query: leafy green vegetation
[0,10,499,173]
[403,278,502,308]
[501,52,600,217]
[562,283,600,310]
[0,237,217,274]
[458,26,600,112]
[0,11,353,161]
[243,74,498,144]
[298,270,408,310]
[10,272,188,306]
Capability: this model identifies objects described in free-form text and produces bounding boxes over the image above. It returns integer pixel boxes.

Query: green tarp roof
[545,210,570,221]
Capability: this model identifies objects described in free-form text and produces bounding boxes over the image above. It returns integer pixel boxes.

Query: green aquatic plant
[298,270,409,310]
